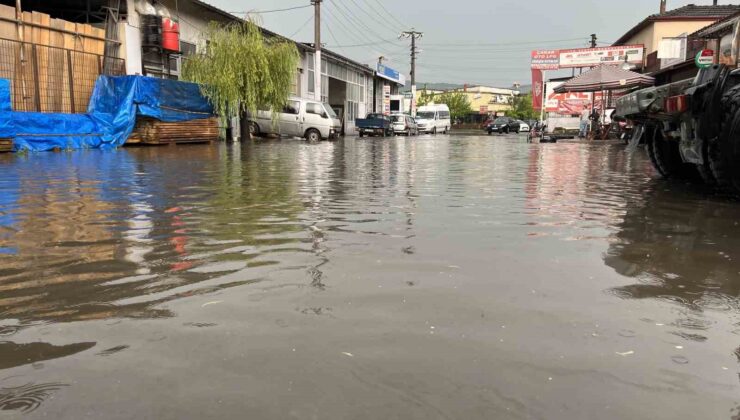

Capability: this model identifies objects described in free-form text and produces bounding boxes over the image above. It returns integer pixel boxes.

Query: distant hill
[401,83,531,93]
[400,82,462,93]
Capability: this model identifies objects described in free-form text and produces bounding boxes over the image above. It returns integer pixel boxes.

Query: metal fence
[0,38,125,113]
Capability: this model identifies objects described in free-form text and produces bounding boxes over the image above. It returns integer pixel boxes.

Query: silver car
[391,114,419,136]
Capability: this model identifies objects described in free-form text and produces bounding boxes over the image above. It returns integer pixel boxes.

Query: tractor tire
[708,85,740,193]
[645,126,697,179]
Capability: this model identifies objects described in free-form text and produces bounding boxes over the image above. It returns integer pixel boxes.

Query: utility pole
[400,29,422,116]
[312,0,322,102]
[590,33,597,48]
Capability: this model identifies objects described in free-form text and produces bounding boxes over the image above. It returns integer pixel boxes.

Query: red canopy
[553,65,655,93]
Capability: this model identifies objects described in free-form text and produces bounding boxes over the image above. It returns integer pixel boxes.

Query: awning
[554,64,655,93]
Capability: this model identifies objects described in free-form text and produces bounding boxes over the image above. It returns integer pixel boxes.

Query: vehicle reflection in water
[604,184,740,320]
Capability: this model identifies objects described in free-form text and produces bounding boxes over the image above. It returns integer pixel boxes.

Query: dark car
[486,117,521,134]
[356,113,393,137]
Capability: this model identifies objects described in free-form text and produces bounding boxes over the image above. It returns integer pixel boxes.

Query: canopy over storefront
[554,65,655,93]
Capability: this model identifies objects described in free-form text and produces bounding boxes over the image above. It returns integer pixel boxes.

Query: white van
[415,104,451,134]
[248,97,341,141]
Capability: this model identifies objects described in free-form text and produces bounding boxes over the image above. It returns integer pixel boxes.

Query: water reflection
[0,341,95,370]
[0,145,307,328]
[605,183,740,313]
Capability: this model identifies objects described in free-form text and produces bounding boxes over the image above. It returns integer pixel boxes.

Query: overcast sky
[205,0,726,87]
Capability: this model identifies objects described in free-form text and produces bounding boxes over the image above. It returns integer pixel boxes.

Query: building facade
[614,3,740,69]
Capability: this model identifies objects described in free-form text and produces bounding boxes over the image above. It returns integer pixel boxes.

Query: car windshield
[391,115,405,122]
[323,104,338,118]
[366,113,385,120]
[494,118,509,124]
[417,111,435,119]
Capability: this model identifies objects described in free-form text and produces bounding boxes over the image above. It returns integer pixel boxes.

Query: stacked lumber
[127,117,220,145]
[0,139,12,153]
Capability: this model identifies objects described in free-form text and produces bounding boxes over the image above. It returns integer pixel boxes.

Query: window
[181,41,196,56]
[282,101,300,115]
[307,53,315,94]
[439,111,450,119]
[306,102,324,115]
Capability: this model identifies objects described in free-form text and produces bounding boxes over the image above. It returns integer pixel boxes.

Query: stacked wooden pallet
[127,117,220,145]
[0,139,12,153]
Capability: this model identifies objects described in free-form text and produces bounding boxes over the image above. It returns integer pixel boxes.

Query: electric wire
[228,5,312,14]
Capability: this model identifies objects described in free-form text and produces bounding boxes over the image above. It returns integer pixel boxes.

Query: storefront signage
[695,49,714,69]
[558,45,644,69]
[383,85,391,115]
[377,64,406,86]
[531,50,560,70]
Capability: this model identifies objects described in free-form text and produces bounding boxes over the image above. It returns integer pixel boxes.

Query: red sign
[532,69,543,110]
[531,50,560,70]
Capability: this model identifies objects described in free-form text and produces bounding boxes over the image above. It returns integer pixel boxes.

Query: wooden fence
[0,5,124,113]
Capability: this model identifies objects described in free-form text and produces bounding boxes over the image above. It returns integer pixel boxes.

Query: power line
[420,37,587,47]
[345,0,404,34]
[323,7,389,52]
[288,14,314,39]
[228,5,312,14]
[370,0,407,30]
[328,0,404,48]
[325,38,404,48]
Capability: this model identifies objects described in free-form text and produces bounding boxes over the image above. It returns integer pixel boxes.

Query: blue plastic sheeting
[0,76,213,152]
[0,79,10,112]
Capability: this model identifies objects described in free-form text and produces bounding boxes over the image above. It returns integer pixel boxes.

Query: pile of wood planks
[126,117,220,145]
[0,139,13,153]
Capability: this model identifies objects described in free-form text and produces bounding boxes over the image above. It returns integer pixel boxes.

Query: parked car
[248,97,341,141]
[391,114,419,136]
[517,120,530,132]
[415,104,451,134]
[356,113,393,137]
[486,117,521,134]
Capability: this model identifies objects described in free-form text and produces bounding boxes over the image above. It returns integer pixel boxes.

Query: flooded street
[0,134,738,419]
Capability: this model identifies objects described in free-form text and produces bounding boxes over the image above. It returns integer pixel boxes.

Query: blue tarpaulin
[0,79,10,112]
[0,76,214,152]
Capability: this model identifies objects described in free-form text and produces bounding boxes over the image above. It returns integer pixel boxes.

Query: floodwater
[0,134,738,419]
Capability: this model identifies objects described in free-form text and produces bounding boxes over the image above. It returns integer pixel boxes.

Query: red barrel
[162,18,180,52]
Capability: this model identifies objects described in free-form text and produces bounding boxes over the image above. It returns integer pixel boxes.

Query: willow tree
[182,20,300,136]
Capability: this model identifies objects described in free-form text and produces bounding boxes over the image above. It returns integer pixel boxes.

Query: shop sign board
[558,45,644,68]
[531,50,560,70]
[383,85,391,115]
[695,49,714,68]
[377,64,406,86]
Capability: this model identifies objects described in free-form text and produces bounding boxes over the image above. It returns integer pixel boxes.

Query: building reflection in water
[0,145,307,330]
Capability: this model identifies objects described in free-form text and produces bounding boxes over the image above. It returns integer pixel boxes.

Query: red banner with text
[531,69,543,111]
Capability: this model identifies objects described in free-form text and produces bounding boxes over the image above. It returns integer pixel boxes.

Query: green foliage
[417,87,436,107]
[182,20,300,127]
[508,93,538,120]
[436,91,472,120]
